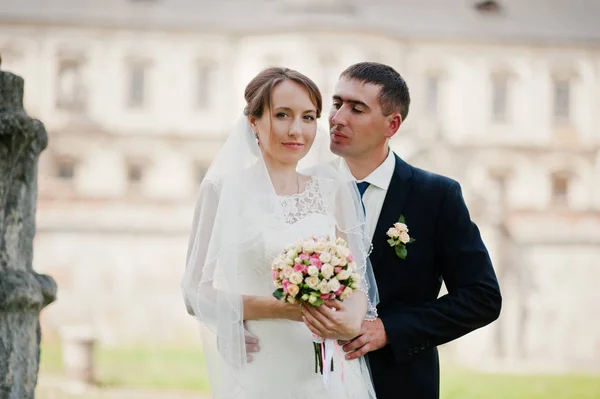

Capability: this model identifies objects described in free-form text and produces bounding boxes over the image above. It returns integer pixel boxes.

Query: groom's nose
[330,108,346,127]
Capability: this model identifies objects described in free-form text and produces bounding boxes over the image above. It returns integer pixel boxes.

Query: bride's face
[250,80,318,166]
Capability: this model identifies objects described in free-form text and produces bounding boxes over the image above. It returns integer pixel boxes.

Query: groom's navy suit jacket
[366,154,502,399]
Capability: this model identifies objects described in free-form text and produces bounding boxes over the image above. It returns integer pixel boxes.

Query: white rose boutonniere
[386,215,415,260]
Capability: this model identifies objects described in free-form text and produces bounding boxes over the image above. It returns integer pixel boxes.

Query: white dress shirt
[358,149,396,241]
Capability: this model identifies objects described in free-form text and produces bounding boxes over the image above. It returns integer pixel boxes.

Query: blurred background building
[1,0,599,373]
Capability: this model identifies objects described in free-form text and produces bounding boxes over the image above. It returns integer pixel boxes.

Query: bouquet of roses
[271,235,360,379]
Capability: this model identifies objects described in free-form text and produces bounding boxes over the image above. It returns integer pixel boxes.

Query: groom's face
[329,77,389,160]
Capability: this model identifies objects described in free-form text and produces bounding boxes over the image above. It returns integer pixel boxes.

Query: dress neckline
[277,177,315,199]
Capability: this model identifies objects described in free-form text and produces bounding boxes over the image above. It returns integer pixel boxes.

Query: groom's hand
[243,321,260,363]
[301,299,362,341]
[338,318,388,360]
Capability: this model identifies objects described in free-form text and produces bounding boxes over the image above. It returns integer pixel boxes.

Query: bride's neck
[263,158,299,196]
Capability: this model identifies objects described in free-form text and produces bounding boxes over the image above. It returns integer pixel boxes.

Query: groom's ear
[385,113,402,139]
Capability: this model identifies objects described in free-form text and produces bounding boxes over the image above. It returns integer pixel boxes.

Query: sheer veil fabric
[181,117,379,398]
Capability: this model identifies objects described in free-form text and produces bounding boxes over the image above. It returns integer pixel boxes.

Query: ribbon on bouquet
[312,335,335,387]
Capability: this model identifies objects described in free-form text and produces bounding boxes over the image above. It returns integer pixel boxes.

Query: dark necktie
[356,181,370,198]
[356,181,370,214]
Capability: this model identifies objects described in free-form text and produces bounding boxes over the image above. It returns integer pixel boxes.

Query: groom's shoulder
[401,158,458,194]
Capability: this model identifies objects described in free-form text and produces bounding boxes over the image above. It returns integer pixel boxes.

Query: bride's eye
[303,115,315,121]
[276,112,288,118]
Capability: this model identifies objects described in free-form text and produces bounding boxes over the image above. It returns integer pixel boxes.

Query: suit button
[421,344,426,350]
[426,340,431,347]
[414,347,419,354]
[408,349,413,356]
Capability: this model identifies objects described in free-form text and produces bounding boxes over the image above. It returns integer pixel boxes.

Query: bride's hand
[301,299,362,341]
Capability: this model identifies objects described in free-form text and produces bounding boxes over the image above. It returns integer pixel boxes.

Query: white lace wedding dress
[236,177,372,399]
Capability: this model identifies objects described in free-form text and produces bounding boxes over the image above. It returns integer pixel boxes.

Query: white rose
[327,278,341,293]
[274,280,283,288]
[289,272,303,285]
[336,270,351,281]
[294,239,303,253]
[284,256,294,266]
[318,280,330,294]
[301,294,309,301]
[282,266,294,278]
[294,257,302,265]
[307,265,319,277]
[340,287,353,300]
[287,284,300,297]
[399,232,410,244]
[350,281,359,290]
[330,256,341,267]
[305,276,320,289]
[308,295,318,305]
[321,264,334,279]
[386,227,400,238]
[314,241,327,253]
[302,241,315,254]
[351,272,361,282]
[394,222,408,233]
[319,252,332,264]
[287,296,297,304]
[286,249,298,260]
[339,247,351,258]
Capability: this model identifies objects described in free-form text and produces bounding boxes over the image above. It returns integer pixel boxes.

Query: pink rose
[335,284,345,296]
[294,264,307,273]
[311,253,320,259]
[310,258,323,269]
[299,253,310,261]
[320,293,331,300]
[347,254,354,262]
[334,267,343,274]
[282,279,289,288]
[272,269,279,280]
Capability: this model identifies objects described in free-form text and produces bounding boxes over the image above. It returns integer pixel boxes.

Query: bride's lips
[282,141,304,149]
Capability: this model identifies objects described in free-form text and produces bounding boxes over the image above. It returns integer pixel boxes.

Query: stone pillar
[0,59,57,398]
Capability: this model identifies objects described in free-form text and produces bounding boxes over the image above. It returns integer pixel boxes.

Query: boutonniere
[386,215,415,260]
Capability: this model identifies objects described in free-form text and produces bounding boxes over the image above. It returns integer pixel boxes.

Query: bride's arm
[243,296,302,321]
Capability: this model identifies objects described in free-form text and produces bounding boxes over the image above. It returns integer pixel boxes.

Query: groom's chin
[329,141,346,157]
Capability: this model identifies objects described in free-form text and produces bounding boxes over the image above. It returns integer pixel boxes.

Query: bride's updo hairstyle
[243,67,323,119]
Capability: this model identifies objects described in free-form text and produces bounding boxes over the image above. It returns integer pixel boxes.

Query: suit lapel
[370,154,413,269]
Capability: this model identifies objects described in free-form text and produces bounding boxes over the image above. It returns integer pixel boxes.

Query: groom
[301,62,502,398]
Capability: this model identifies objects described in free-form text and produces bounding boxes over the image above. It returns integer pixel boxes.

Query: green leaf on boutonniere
[398,214,406,224]
[395,245,408,260]
[387,238,397,246]
[409,237,417,243]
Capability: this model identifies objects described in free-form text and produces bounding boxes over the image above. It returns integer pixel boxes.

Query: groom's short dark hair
[340,62,410,121]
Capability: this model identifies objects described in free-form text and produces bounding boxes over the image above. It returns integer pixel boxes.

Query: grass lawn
[441,368,600,399]
[40,341,600,398]
[40,341,211,392]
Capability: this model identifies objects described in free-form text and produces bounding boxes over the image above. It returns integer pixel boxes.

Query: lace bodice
[278,178,332,225]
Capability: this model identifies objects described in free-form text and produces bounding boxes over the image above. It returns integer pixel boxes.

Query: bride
[181,67,378,399]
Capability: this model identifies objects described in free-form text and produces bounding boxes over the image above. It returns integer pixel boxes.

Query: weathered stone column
[0,60,57,398]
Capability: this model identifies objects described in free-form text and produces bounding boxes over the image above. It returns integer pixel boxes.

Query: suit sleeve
[379,180,502,363]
